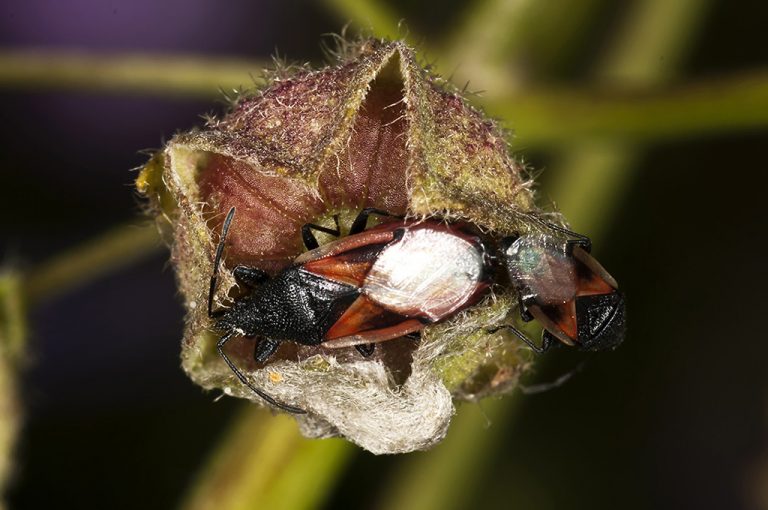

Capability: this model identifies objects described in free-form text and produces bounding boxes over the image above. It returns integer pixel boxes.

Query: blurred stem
[0,271,26,505]
[596,0,709,85]
[441,0,605,91]
[181,408,354,510]
[323,0,406,41]
[546,143,633,231]
[25,223,161,306]
[439,0,539,91]
[1,49,765,146]
[0,274,25,364]
[552,0,713,231]
[379,1,711,510]
[0,50,264,97]
[377,399,512,510]
[486,72,768,148]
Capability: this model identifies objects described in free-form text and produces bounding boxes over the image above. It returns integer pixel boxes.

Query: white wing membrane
[363,227,484,321]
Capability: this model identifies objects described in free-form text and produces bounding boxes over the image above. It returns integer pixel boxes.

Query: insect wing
[363,224,489,321]
[530,248,622,347]
[323,294,424,347]
[294,221,400,264]
[296,222,400,287]
[572,246,618,295]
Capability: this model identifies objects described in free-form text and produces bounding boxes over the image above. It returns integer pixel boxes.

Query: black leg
[519,297,534,322]
[355,343,376,357]
[233,265,269,288]
[216,332,305,414]
[489,325,553,354]
[546,222,592,253]
[254,337,281,363]
[349,208,402,235]
[302,215,341,250]
[566,237,592,254]
[531,216,593,253]
[541,330,559,351]
[208,207,237,318]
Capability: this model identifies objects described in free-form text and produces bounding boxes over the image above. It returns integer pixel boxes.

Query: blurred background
[0,0,766,509]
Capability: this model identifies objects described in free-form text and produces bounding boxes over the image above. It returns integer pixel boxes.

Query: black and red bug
[208,208,625,413]
[207,208,493,413]
[497,220,626,353]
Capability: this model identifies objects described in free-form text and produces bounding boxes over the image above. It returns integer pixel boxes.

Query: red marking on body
[301,243,384,287]
[295,224,398,264]
[550,300,578,340]
[325,294,407,340]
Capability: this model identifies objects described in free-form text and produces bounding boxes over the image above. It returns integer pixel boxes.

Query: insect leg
[489,325,553,354]
[519,296,534,322]
[217,332,306,414]
[254,337,281,363]
[536,219,592,253]
[302,215,341,250]
[565,236,592,254]
[527,215,592,253]
[208,207,237,318]
[355,343,375,357]
[233,265,269,288]
[349,208,403,235]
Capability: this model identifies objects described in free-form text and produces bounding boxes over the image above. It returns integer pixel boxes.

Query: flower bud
[138,38,538,454]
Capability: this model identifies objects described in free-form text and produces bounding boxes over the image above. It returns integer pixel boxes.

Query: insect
[207,208,493,413]
[208,208,625,413]
[496,219,626,353]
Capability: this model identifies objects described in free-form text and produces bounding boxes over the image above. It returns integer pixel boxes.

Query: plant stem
[180,408,354,510]
[0,49,264,97]
[0,271,26,507]
[438,0,540,91]
[440,0,606,92]
[487,73,768,148]
[2,49,763,147]
[376,399,513,510]
[25,222,161,306]
[551,0,714,231]
[323,0,405,41]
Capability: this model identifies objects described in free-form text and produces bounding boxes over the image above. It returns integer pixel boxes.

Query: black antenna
[208,207,236,318]
[205,207,307,413]
[217,332,306,414]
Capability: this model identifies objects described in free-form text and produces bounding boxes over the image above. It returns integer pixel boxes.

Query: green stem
[485,72,768,148]
[440,0,606,91]
[25,222,161,306]
[0,271,26,503]
[551,0,714,232]
[438,0,540,91]
[323,0,410,41]
[376,399,513,510]
[180,408,354,510]
[3,51,763,147]
[0,49,264,97]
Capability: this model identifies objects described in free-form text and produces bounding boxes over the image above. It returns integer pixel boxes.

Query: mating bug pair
[208,208,625,413]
